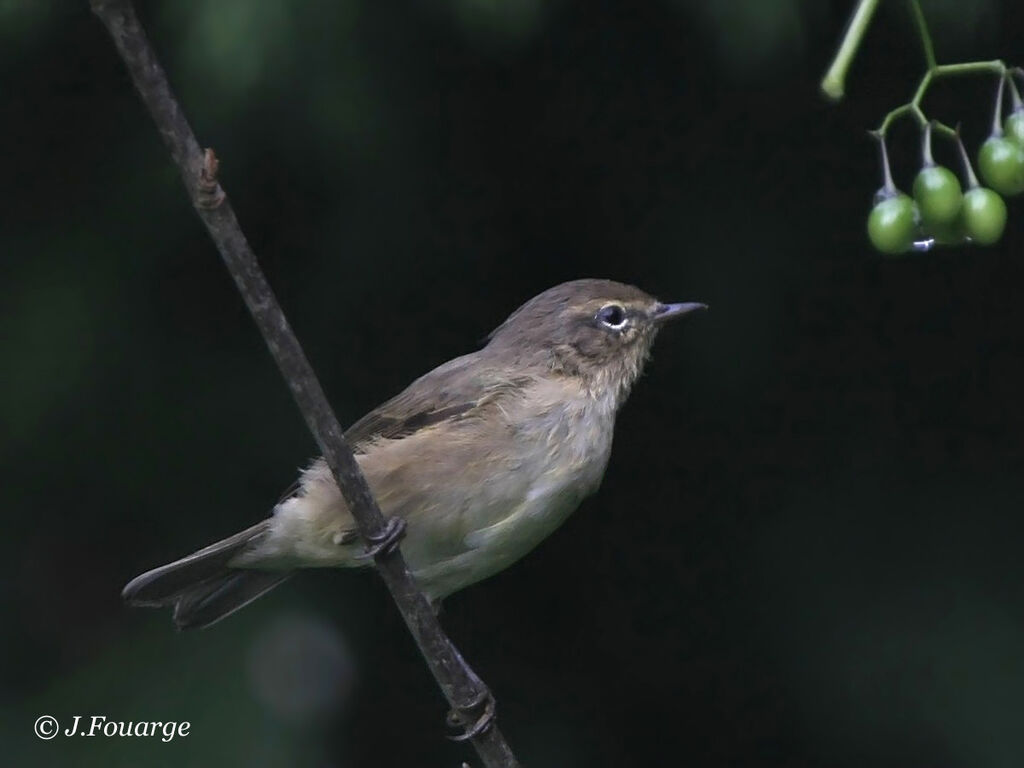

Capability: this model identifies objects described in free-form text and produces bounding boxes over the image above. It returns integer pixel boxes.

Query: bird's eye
[596,304,627,330]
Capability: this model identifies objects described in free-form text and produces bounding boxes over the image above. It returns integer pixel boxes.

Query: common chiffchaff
[123,279,706,628]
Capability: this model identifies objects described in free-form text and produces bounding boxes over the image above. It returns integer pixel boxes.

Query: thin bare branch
[88,1,519,764]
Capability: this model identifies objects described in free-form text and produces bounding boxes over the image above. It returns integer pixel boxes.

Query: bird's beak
[653,301,708,324]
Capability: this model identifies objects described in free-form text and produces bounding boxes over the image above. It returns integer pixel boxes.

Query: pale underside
[234,357,620,601]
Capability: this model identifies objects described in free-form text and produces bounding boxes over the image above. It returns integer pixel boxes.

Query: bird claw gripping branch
[447,688,498,742]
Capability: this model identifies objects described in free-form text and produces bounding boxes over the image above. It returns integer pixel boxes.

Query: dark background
[4,0,1024,765]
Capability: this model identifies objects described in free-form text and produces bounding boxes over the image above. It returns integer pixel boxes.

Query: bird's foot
[363,516,406,557]
[446,687,496,742]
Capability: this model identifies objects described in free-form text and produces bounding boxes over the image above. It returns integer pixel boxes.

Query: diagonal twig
[88,1,519,765]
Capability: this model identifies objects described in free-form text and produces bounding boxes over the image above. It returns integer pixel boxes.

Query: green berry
[868,194,917,255]
[913,165,962,226]
[978,136,1024,196]
[1006,109,1024,147]
[922,216,966,246]
[961,187,1007,245]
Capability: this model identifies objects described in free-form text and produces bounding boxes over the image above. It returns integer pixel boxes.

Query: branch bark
[89,2,519,765]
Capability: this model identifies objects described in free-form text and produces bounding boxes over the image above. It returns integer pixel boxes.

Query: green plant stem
[823,0,1004,134]
[877,60,1006,139]
[909,0,936,70]
[821,0,882,100]
[934,62,1007,77]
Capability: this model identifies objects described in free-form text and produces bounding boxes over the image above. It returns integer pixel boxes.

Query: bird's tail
[122,521,291,630]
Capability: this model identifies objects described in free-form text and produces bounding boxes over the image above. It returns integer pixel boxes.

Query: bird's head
[486,278,706,404]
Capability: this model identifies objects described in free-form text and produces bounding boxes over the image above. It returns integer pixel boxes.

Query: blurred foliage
[671,0,810,78]
[446,0,550,49]
[170,0,299,100]
[4,0,1024,767]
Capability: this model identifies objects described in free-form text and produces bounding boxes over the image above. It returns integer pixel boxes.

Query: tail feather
[122,521,291,630]
[170,570,291,630]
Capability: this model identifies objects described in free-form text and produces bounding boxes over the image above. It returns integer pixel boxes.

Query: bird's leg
[444,645,496,742]
[362,516,406,557]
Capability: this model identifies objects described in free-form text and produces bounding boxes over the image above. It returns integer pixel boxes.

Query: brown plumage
[122,279,706,629]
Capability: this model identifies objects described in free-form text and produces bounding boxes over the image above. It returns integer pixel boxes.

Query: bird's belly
[258,393,617,599]
[405,445,610,600]
[406,481,581,600]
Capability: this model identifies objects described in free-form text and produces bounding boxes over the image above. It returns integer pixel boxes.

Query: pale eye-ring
[596,303,628,330]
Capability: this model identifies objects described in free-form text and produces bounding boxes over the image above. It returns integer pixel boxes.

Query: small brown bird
[123,279,706,629]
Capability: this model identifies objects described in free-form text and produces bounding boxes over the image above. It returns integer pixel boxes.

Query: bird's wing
[274,352,545,573]
[276,352,525,506]
[344,352,527,451]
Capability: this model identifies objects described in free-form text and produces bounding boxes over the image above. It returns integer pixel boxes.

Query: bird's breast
[404,389,619,598]
[258,382,621,601]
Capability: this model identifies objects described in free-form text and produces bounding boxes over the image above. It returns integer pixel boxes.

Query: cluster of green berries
[868,76,1024,255]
